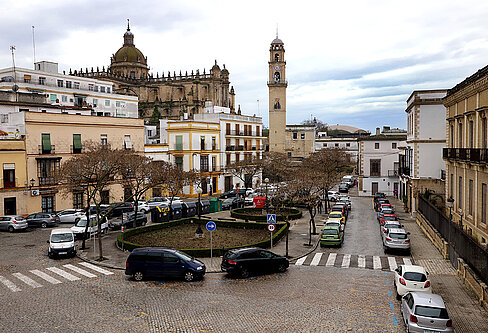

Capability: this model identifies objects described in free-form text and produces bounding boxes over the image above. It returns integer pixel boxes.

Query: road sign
[393,189,398,195]
[267,224,276,232]
[206,221,216,232]
[267,214,277,223]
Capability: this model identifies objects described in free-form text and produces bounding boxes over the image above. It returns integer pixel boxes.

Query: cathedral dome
[271,37,283,45]
[113,46,147,64]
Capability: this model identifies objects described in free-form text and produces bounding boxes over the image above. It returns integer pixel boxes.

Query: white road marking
[295,256,307,266]
[403,258,412,266]
[79,262,113,275]
[30,270,62,284]
[373,256,381,270]
[0,275,21,292]
[388,257,398,271]
[358,255,366,268]
[63,264,97,278]
[12,272,42,288]
[326,253,337,267]
[341,254,351,268]
[47,267,80,281]
[310,253,323,266]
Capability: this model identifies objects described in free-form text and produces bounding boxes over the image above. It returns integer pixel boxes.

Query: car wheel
[41,222,47,228]
[133,271,144,281]
[396,291,401,300]
[184,271,195,282]
[277,263,287,273]
[239,267,250,278]
[7,226,14,233]
[140,209,146,214]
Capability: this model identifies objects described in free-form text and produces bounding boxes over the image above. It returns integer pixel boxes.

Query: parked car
[373,192,386,200]
[26,213,60,228]
[328,191,340,202]
[47,228,76,258]
[325,218,344,232]
[109,212,147,230]
[133,201,150,214]
[0,215,28,232]
[375,198,390,211]
[71,216,108,240]
[379,214,399,226]
[401,292,453,332]
[147,197,170,209]
[222,198,239,210]
[377,207,395,222]
[125,247,206,282]
[383,228,411,254]
[338,197,351,210]
[381,221,403,235]
[334,202,350,216]
[221,247,289,278]
[330,204,348,219]
[107,202,134,218]
[338,183,349,193]
[328,211,346,224]
[394,265,431,299]
[320,225,344,247]
[88,204,110,216]
[56,209,85,224]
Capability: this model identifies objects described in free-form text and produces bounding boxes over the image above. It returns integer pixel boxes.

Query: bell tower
[268,34,287,153]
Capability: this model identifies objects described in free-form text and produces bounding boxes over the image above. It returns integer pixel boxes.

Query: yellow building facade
[0,139,27,215]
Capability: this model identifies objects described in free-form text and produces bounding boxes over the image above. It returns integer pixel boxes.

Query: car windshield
[390,233,407,239]
[415,306,449,319]
[51,233,73,243]
[75,219,88,227]
[329,213,341,218]
[385,224,400,229]
[323,229,338,235]
[384,216,397,221]
[175,250,193,262]
[404,272,427,282]
[382,210,394,214]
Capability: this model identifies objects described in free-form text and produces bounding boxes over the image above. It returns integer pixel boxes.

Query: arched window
[274,72,280,82]
[275,53,279,62]
[130,71,135,79]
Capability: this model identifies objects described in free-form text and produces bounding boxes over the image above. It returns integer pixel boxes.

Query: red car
[380,214,399,226]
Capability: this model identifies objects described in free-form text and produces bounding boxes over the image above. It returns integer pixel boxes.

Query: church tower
[268,34,287,152]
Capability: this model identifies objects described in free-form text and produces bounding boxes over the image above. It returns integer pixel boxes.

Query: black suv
[107,202,134,218]
[125,247,206,282]
[221,247,289,278]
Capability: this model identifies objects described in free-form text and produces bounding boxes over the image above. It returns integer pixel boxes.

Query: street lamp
[196,187,202,221]
[29,178,35,188]
[264,178,269,214]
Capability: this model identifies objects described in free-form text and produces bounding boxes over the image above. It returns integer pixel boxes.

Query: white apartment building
[400,90,447,213]
[358,128,406,196]
[315,135,360,162]
[0,61,138,118]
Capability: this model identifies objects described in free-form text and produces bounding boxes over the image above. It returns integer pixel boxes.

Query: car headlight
[196,266,203,270]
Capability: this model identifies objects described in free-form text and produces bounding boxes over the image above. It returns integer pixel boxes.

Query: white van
[48,228,76,258]
[71,216,108,240]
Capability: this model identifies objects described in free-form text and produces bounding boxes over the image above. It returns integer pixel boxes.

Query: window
[483,118,487,149]
[469,120,474,148]
[212,156,216,171]
[66,81,72,88]
[116,101,121,107]
[323,143,327,147]
[24,75,31,83]
[100,134,107,146]
[124,135,132,150]
[450,124,454,147]
[57,80,63,87]
[94,85,99,92]
[1,114,8,123]
[175,136,183,151]
[72,134,82,153]
[42,196,54,213]
[41,133,51,154]
[235,124,240,135]
[458,122,463,147]
[200,156,209,172]
[346,143,350,147]
[226,153,231,166]
[73,192,84,209]
[483,184,487,224]
[200,136,206,150]
[287,152,292,157]
[105,100,110,107]
[100,86,106,93]
[256,126,260,136]
[375,143,380,149]
[93,98,98,107]
[450,174,454,198]
[175,156,183,170]
[106,87,110,94]
[301,133,305,139]
[3,163,15,188]
[274,53,279,62]
[147,130,153,137]
[50,94,57,101]
[130,71,135,79]
[226,123,231,135]
[39,77,46,85]
[392,143,397,149]
[335,143,339,147]
[212,137,216,150]
[37,158,60,186]
[293,132,298,139]
[469,179,473,216]
[458,176,463,209]
[62,95,67,102]
[370,159,381,176]
[274,72,280,82]
[100,190,109,204]
[88,84,94,91]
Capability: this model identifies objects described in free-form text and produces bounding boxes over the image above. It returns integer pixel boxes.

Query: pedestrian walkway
[0,262,114,293]
[294,252,413,271]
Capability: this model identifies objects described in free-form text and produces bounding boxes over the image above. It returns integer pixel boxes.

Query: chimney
[383,126,390,132]
[375,127,380,135]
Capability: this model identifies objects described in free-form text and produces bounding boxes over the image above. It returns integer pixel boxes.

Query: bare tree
[262,152,293,183]
[162,164,196,204]
[226,155,264,188]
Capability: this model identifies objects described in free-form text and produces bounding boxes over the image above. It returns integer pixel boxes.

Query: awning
[73,134,82,150]
[41,133,51,151]
[24,75,31,80]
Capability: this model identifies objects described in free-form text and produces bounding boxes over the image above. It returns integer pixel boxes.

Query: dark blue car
[125,247,206,282]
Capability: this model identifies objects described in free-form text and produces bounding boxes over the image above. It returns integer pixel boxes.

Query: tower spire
[276,24,278,39]
[127,18,130,31]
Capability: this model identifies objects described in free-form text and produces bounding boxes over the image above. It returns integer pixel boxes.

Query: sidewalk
[387,197,488,332]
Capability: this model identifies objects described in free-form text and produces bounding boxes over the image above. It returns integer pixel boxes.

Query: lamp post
[264,178,269,214]
[30,178,35,188]
[447,197,454,243]
[196,187,202,221]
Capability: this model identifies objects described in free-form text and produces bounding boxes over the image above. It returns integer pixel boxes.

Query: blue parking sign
[206,221,216,232]
[267,214,276,223]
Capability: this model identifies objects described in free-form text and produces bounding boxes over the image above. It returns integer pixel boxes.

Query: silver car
[383,228,410,253]
[381,221,402,236]
[57,209,85,224]
[0,215,29,232]
[401,292,453,332]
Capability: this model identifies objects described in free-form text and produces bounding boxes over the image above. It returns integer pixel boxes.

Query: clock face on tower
[274,65,280,70]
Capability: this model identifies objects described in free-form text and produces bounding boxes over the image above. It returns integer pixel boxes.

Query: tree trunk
[309,206,317,235]
[82,204,90,250]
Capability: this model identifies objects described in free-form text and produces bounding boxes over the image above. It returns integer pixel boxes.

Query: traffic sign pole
[206,222,217,268]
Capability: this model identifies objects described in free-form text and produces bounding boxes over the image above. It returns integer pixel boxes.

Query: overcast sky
[2,0,488,132]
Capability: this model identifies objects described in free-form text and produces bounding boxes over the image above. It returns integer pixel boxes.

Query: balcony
[38,145,55,154]
[443,148,488,164]
[226,146,235,151]
[38,177,56,186]
[225,130,261,137]
[398,167,411,177]
[388,170,399,177]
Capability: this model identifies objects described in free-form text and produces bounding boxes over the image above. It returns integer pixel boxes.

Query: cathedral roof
[113,20,147,64]
[271,37,283,45]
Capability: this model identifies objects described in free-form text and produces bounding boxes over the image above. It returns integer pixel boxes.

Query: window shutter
[124,135,132,149]
[73,134,82,149]
[42,134,51,151]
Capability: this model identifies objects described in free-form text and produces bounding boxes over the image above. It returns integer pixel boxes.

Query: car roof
[326,219,341,223]
[400,265,427,274]
[409,292,446,308]
[51,228,73,235]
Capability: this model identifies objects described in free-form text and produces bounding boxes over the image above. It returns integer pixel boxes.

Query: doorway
[371,182,379,195]
[212,177,217,195]
[4,197,16,215]
[224,176,232,192]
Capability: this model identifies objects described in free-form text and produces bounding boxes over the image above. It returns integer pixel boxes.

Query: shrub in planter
[230,207,301,222]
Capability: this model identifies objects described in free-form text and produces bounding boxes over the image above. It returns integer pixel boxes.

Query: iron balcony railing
[225,130,261,137]
[443,148,488,163]
[388,169,399,177]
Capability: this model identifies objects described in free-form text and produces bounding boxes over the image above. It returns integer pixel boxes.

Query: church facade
[72,21,236,121]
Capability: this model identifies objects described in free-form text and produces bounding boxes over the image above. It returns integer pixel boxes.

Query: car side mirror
[407,232,411,235]
[401,225,404,227]
[46,240,50,243]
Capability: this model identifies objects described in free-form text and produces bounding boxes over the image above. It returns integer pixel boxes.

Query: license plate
[424,330,440,333]
[326,236,335,239]
[59,252,67,255]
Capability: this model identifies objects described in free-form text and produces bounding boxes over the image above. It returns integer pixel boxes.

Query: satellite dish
[12,84,18,92]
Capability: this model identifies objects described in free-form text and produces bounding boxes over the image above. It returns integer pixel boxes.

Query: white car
[48,228,76,258]
[394,265,431,299]
[71,216,109,240]
[146,197,170,209]
[57,209,85,224]
[328,191,340,201]
[133,201,150,213]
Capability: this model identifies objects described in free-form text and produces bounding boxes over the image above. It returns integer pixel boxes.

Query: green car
[320,225,343,247]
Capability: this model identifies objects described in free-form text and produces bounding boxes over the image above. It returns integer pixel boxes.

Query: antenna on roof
[276,24,279,39]
[32,26,36,67]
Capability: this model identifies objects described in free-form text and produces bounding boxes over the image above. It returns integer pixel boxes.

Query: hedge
[230,207,302,222]
[117,217,289,257]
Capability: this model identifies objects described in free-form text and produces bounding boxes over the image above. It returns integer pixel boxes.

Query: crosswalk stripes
[294,252,414,271]
[0,262,114,293]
